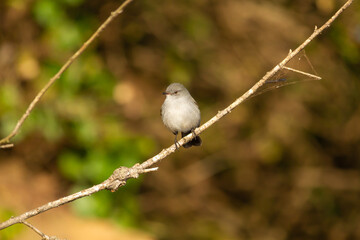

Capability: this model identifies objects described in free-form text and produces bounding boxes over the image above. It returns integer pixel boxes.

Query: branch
[283,66,321,80]
[0,165,158,230]
[0,0,353,232]
[140,0,354,169]
[0,143,14,149]
[21,221,64,240]
[0,0,134,147]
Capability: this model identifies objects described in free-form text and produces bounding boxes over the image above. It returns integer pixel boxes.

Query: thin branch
[0,0,133,147]
[0,0,353,231]
[283,66,322,80]
[303,49,319,76]
[22,221,64,240]
[0,143,14,149]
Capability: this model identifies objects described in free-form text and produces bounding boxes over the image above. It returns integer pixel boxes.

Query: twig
[22,221,64,240]
[0,143,14,149]
[303,49,319,76]
[283,66,322,80]
[0,0,133,147]
[0,0,353,231]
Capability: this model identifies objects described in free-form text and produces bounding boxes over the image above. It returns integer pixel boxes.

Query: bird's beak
[162,92,169,95]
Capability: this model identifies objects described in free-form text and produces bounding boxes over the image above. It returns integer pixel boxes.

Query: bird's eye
[174,91,178,94]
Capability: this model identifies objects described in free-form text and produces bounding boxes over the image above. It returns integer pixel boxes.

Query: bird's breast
[161,97,200,133]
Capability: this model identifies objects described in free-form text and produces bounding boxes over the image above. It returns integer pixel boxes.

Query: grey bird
[161,83,202,148]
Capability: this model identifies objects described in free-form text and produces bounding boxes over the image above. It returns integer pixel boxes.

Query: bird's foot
[174,133,180,150]
[191,128,197,137]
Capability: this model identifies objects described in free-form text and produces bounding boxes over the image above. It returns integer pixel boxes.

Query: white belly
[162,97,200,133]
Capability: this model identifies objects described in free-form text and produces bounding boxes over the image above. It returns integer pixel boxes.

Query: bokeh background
[1,0,360,239]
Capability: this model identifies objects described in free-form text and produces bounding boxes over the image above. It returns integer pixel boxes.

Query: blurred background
[1,0,360,239]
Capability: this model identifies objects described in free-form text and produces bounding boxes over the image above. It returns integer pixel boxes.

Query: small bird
[161,83,202,148]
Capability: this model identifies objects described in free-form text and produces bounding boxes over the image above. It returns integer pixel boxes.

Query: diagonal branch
[0,0,353,232]
[0,0,133,147]
[0,165,158,230]
[282,66,321,80]
[140,0,354,169]
[22,221,64,240]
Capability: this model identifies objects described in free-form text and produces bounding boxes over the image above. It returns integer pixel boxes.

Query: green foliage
[33,0,65,27]
[57,118,155,225]
[33,0,87,51]
[0,84,21,112]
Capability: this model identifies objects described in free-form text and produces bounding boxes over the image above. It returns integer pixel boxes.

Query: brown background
[1,0,360,239]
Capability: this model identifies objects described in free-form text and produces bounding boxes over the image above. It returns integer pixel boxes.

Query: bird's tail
[182,131,202,148]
